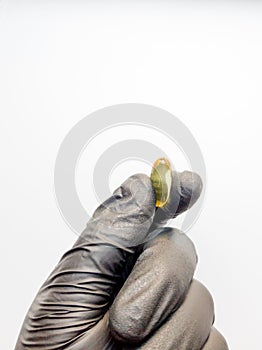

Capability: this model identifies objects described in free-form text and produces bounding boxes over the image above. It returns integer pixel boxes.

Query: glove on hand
[15,170,229,350]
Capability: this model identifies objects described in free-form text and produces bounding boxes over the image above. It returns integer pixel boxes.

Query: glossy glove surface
[15,171,228,350]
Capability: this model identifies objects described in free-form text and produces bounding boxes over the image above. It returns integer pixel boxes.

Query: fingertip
[179,170,203,209]
[169,170,203,219]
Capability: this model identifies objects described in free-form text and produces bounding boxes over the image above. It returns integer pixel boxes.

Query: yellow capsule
[150,158,172,207]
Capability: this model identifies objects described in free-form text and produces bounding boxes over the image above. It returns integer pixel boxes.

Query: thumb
[15,174,155,350]
[151,170,203,230]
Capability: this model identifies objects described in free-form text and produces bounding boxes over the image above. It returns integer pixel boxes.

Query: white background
[1,1,262,349]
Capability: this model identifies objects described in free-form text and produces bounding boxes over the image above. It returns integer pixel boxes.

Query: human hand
[15,170,229,350]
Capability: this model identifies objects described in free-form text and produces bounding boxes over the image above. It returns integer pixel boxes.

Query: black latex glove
[15,171,229,350]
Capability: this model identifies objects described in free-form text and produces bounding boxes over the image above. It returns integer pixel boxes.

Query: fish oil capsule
[150,157,172,207]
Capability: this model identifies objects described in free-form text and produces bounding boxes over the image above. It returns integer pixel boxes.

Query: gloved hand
[15,170,229,350]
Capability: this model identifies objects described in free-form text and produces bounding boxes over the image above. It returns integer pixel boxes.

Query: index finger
[15,173,156,350]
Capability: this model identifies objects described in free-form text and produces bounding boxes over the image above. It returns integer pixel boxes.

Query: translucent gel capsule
[150,158,172,207]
